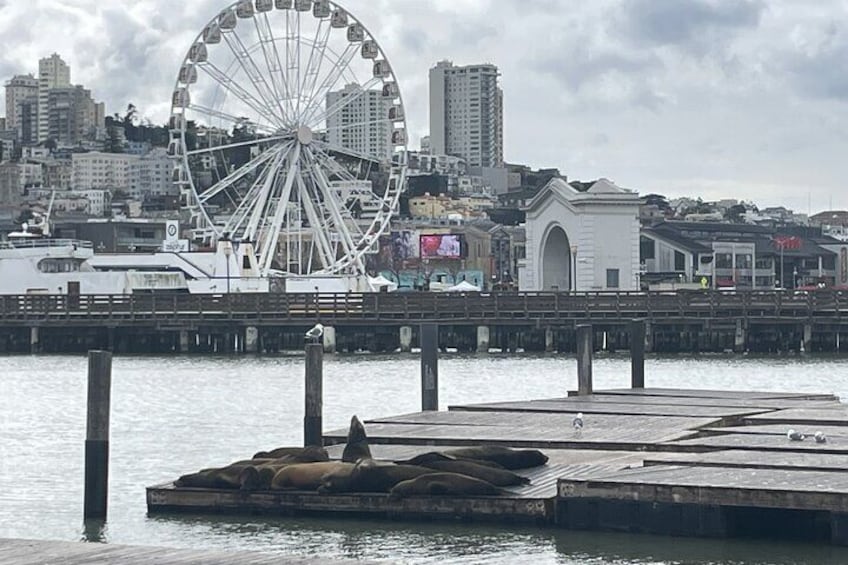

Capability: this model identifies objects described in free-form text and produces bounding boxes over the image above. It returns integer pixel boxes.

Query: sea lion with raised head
[270,462,354,491]
[389,473,503,499]
[342,416,373,463]
[442,447,548,470]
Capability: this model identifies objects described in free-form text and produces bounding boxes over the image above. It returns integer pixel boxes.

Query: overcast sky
[1,0,846,212]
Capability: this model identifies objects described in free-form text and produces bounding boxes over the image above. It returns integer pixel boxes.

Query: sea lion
[239,465,284,491]
[406,453,530,487]
[389,473,503,499]
[319,458,435,493]
[176,462,259,489]
[398,452,505,469]
[342,416,372,464]
[442,447,548,470]
[253,446,330,461]
[271,462,354,491]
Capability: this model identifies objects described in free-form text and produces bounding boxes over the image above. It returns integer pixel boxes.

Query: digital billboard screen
[420,234,462,259]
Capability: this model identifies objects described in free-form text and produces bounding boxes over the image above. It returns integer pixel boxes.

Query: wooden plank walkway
[0,538,368,564]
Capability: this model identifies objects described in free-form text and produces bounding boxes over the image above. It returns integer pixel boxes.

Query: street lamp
[223,241,232,294]
[570,244,578,293]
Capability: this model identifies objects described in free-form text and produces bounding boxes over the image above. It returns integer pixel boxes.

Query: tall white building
[325,83,392,162]
[134,148,174,198]
[72,152,135,193]
[38,54,71,143]
[429,61,504,168]
[5,74,38,132]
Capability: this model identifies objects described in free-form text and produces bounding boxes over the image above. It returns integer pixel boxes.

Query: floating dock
[148,388,848,544]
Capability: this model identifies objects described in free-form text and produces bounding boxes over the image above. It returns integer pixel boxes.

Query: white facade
[519,178,641,292]
[38,54,71,143]
[326,83,392,161]
[135,148,174,198]
[72,152,135,193]
[5,74,38,132]
[429,61,503,168]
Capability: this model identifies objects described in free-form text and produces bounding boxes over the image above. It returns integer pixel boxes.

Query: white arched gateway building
[518,178,641,292]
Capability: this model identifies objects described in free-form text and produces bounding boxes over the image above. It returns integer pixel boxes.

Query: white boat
[0,233,269,296]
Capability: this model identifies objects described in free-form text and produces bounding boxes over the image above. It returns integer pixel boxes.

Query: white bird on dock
[815,431,827,444]
[787,429,805,442]
[572,413,584,433]
[305,324,324,343]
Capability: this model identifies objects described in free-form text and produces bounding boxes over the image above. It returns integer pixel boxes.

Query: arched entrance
[542,225,571,291]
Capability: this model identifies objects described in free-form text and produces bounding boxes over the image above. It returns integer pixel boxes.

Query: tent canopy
[446,280,482,293]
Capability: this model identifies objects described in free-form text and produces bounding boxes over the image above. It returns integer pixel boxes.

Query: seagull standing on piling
[572,413,584,434]
[305,324,324,344]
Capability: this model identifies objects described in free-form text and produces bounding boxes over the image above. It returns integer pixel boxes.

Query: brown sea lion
[442,447,548,470]
[239,465,283,491]
[176,463,257,489]
[389,473,503,499]
[271,462,354,491]
[253,446,330,461]
[408,454,530,487]
[342,416,372,464]
[319,458,435,493]
[398,452,505,470]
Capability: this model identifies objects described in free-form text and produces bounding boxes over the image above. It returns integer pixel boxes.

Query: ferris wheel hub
[297,125,314,146]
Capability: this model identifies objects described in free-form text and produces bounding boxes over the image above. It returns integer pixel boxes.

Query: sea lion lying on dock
[176,447,329,490]
[389,473,503,499]
[398,452,530,487]
[271,462,354,491]
[441,447,548,470]
[342,416,372,463]
[253,446,330,461]
[318,458,435,494]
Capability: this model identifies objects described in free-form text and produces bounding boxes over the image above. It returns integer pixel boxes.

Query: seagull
[305,324,324,343]
[572,413,584,433]
[815,431,827,444]
[787,429,805,442]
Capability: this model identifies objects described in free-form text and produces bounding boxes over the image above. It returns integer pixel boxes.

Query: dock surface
[0,538,369,564]
[149,387,848,544]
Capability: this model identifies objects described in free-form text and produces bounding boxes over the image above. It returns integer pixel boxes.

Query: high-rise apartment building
[38,54,71,143]
[5,74,38,133]
[325,83,393,162]
[429,61,504,168]
[47,85,99,147]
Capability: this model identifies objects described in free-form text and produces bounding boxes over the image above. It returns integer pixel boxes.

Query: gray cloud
[0,0,845,210]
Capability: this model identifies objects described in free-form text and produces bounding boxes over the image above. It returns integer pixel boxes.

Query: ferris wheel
[168,0,408,276]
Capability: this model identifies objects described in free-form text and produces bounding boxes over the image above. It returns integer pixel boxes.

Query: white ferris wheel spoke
[196,63,283,128]
[221,27,288,127]
[306,146,364,243]
[306,76,384,131]
[185,104,277,135]
[296,171,337,270]
[298,18,333,123]
[259,142,302,275]
[312,139,384,165]
[196,144,281,205]
[186,134,292,156]
[309,147,357,182]
[222,155,279,238]
[251,13,292,125]
[246,144,295,239]
[300,43,361,126]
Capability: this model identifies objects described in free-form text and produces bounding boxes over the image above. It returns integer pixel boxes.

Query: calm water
[2,352,848,564]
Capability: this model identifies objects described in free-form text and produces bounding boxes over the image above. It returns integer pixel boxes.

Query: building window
[716,253,733,269]
[674,251,686,272]
[755,257,773,270]
[606,269,620,289]
[640,237,655,260]
[736,254,753,270]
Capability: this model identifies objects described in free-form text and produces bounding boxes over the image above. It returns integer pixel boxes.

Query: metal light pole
[223,242,232,294]
[570,245,578,293]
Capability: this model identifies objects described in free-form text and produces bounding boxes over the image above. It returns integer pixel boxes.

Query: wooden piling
[84,350,112,520]
[420,324,439,411]
[631,320,646,389]
[304,343,323,448]
[576,325,593,396]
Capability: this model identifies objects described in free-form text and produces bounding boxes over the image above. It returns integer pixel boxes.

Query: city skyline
[0,0,845,211]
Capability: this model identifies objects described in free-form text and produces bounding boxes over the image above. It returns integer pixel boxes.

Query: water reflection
[80,519,107,543]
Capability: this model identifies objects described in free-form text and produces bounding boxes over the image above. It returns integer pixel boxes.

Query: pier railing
[0,290,845,326]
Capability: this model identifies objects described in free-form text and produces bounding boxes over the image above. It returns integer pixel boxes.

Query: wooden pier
[148,387,848,544]
[4,290,848,354]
